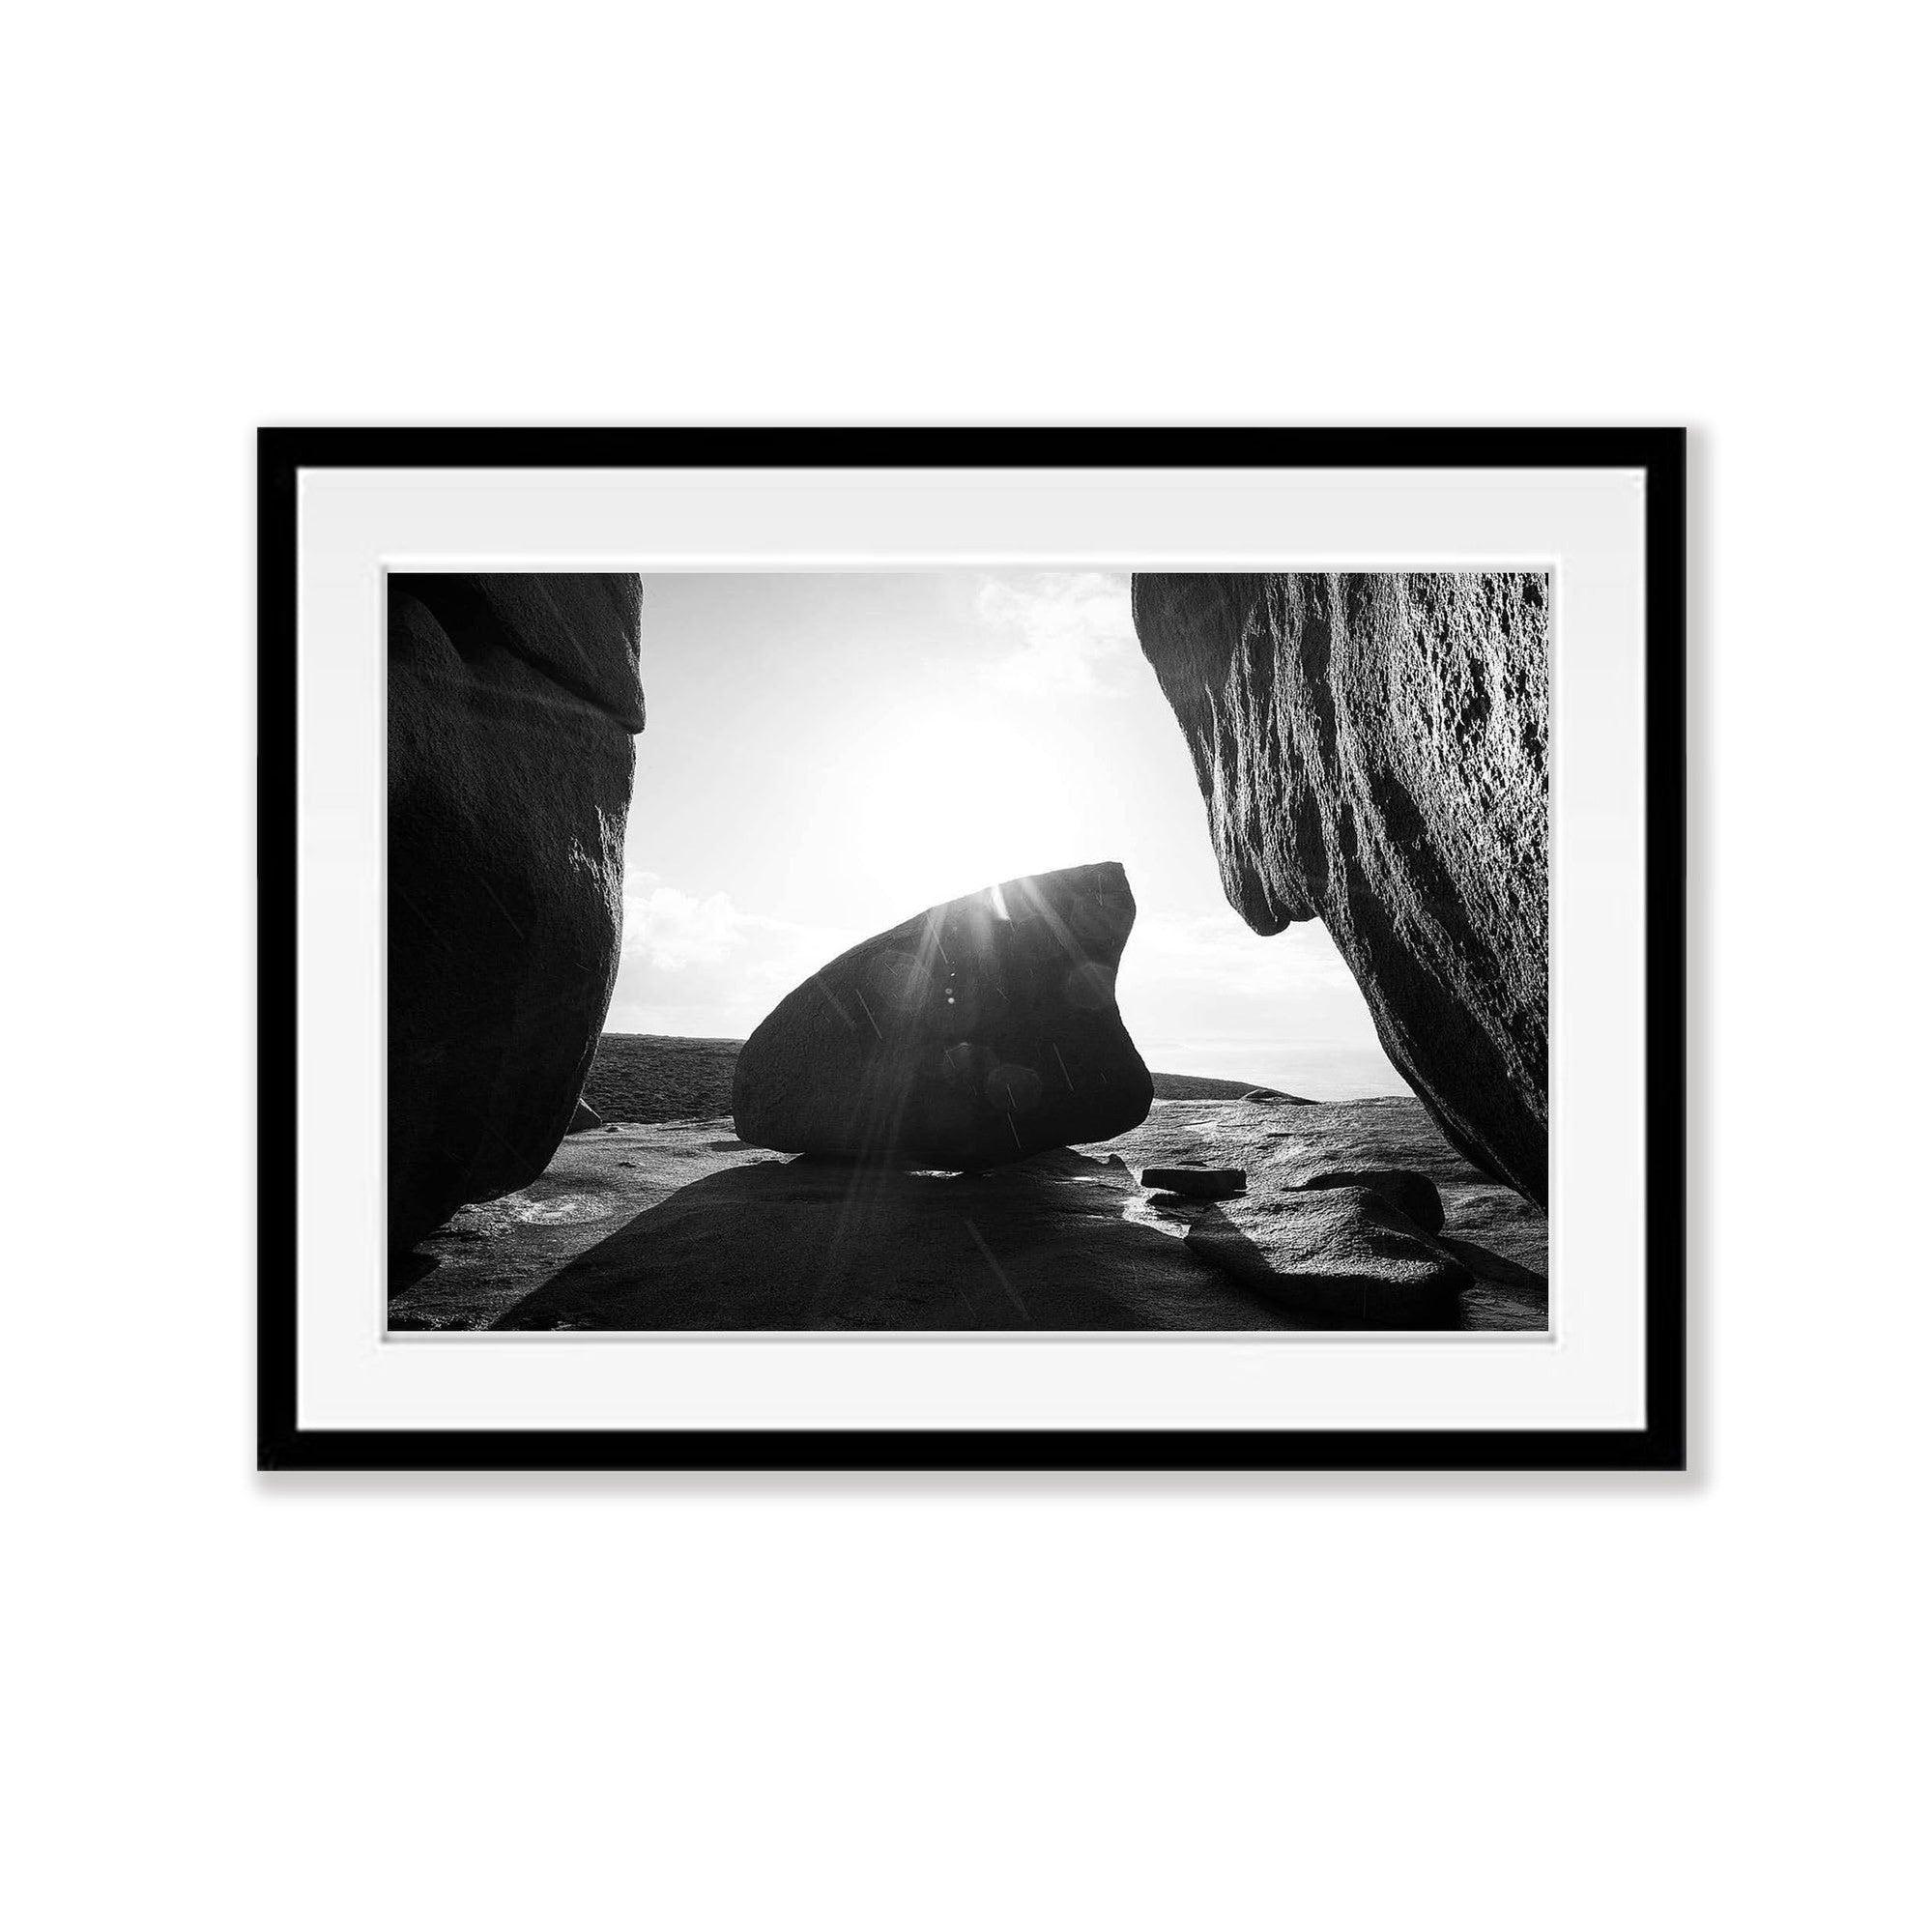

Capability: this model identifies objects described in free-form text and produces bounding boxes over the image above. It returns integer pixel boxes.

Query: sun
[834,692,1097,917]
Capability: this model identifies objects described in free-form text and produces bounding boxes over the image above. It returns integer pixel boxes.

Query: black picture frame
[259,427,1686,1473]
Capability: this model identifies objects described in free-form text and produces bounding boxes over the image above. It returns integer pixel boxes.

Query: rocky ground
[391,1049,1545,1332]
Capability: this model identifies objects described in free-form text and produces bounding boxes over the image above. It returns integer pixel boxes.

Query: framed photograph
[261,427,1685,1471]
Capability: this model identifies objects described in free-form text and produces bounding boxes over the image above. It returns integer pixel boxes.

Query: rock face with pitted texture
[732,862,1155,1168]
[1298,1168,1445,1236]
[1183,1185,1472,1326]
[1133,573,1548,1203]
[389,573,645,1252]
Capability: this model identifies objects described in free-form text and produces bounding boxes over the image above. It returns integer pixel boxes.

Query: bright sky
[609,572,1409,1100]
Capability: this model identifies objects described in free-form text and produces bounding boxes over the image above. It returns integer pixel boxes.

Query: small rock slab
[1297,1167,1444,1234]
[1140,1166,1247,1198]
[1183,1185,1472,1325]
[567,1098,602,1134]
[732,861,1154,1169]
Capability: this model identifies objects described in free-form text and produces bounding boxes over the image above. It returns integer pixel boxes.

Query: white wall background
[5,5,1927,1928]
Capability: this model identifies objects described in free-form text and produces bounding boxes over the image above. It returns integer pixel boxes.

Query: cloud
[608,878,862,1038]
[624,884,755,971]
[1115,908,1389,1066]
[975,571,1136,697]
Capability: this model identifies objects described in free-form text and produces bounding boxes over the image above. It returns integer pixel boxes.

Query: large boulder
[388,573,644,1252]
[1132,573,1548,1203]
[732,862,1154,1168]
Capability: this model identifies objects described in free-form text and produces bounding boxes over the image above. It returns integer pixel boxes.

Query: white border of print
[295,465,1643,1431]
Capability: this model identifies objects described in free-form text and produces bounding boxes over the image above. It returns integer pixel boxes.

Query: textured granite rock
[732,862,1154,1168]
[1298,1167,1445,1236]
[1132,572,1548,1202]
[1122,1093,1544,1303]
[1183,1185,1472,1325]
[388,1094,1545,1333]
[388,573,643,1252]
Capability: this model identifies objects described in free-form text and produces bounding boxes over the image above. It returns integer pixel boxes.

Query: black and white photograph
[387,567,1552,1336]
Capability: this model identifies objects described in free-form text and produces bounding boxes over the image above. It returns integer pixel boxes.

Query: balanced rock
[1133,573,1548,1203]
[1298,1167,1445,1235]
[1184,1185,1472,1325]
[732,862,1154,1168]
[389,573,644,1252]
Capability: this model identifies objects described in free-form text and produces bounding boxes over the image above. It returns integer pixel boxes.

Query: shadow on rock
[1181,1188,1471,1329]
[389,1251,442,1296]
[490,1147,1293,1332]
[1437,1235,1547,1302]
